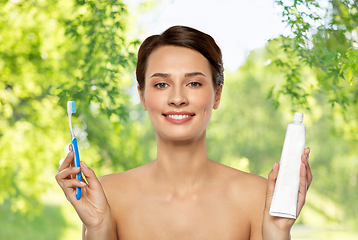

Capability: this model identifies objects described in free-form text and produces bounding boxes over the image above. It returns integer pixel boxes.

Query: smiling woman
[56,26,313,240]
[140,45,220,141]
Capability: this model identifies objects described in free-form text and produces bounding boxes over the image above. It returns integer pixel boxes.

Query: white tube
[269,112,306,219]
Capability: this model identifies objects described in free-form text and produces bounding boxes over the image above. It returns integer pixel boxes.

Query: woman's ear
[137,85,147,110]
[213,83,223,110]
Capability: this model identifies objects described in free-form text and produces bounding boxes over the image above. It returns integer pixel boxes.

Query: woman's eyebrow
[185,72,206,77]
[150,72,206,78]
[150,73,170,78]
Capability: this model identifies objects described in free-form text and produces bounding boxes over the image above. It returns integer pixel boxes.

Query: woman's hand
[262,147,313,240]
[55,145,113,236]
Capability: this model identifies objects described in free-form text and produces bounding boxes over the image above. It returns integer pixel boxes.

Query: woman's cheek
[144,91,166,120]
[192,90,215,111]
[145,90,159,109]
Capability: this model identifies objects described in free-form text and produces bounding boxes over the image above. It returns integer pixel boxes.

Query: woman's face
[139,46,222,141]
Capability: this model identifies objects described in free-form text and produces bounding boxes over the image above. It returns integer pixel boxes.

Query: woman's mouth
[166,114,191,119]
[163,112,195,124]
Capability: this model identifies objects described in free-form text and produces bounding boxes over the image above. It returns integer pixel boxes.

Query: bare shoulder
[216,161,268,232]
[213,160,267,191]
[98,164,146,187]
[98,163,152,204]
[212,160,267,207]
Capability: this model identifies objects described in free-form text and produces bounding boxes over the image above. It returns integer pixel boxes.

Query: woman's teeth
[167,115,191,119]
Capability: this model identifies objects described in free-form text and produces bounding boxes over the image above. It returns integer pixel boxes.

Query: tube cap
[293,112,303,123]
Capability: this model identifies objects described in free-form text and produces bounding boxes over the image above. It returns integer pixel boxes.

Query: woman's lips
[163,111,195,124]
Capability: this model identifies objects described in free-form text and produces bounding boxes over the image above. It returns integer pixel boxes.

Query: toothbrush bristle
[71,101,76,113]
[67,101,72,114]
[67,101,76,114]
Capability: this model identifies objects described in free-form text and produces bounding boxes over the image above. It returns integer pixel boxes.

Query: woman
[56,26,312,240]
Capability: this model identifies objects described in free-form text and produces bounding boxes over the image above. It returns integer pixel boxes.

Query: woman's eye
[188,82,202,87]
[155,83,169,89]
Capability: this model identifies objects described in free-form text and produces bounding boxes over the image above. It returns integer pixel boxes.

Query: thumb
[265,161,279,212]
[80,161,102,190]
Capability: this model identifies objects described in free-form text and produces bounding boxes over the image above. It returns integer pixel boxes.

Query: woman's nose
[168,86,188,107]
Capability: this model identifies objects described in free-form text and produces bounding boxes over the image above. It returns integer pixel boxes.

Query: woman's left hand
[262,147,313,240]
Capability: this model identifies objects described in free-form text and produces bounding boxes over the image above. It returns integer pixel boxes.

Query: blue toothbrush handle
[71,137,81,200]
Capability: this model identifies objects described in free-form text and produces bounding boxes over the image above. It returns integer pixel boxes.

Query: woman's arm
[56,146,116,240]
[262,147,313,240]
[82,221,116,240]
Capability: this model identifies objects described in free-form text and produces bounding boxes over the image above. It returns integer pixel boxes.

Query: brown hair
[136,25,224,92]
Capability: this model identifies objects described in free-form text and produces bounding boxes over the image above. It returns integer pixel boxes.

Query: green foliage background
[0,0,357,239]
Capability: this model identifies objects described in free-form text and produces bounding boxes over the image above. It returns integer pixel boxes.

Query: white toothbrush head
[67,101,76,114]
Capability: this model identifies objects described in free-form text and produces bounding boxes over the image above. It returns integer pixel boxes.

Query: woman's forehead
[145,46,211,78]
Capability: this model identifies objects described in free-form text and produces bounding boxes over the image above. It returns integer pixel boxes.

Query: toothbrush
[67,101,81,200]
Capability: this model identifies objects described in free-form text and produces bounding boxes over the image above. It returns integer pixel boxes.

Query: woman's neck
[152,130,213,195]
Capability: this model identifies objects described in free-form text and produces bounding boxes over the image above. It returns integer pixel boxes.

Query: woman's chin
[156,130,206,143]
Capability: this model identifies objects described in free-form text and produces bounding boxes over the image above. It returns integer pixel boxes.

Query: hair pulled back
[136,26,224,92]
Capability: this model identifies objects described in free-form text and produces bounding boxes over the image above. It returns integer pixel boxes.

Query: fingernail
[64,144,70,154]
[80,182,87,186]
[73,167,80,171]
[272,161,277,170]
[59,158,65,166]
[81,161,88,168]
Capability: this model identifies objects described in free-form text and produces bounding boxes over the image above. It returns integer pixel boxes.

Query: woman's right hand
[55,145,112,232]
